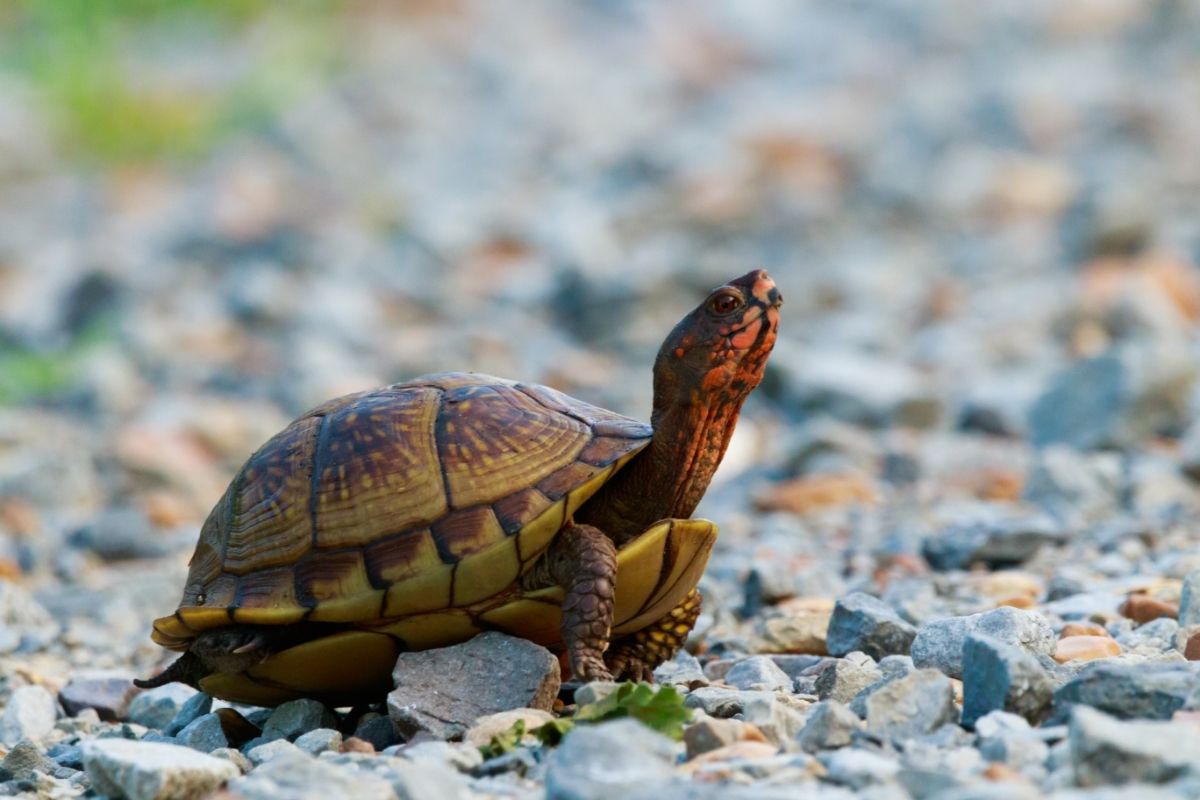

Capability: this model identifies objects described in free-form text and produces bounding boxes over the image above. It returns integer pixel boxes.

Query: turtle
[136,269,782,706]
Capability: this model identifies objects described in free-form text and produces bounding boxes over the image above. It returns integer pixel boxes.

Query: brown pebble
[1060,622,1108,638]
[1184,630,1200,661]
[1119,594,1178,624]
[340,737,376,754]
[982,762,1024,782]
[1173,710,1200,725]
[1053,635,1121,663]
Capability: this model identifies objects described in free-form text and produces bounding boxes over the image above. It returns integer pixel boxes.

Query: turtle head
[654,269,782,405]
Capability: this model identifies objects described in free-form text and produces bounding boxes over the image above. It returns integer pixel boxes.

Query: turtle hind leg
[606,588,702,682]
[522,522,617,682]
[134,651,209,689]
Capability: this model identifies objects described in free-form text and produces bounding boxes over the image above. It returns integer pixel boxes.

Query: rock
[341,737,376,754]
[1053,636,1122,663]
[814,653,882,704]
[545,718,677,800]
[910,607,1055,679]
[1054,661,1200,720]
[229,749,395,800]
[1119,594,1179,624]
[210,747,252,774]
[796,700,862,752]
[683,717,768,759]
[176,713,229,753]
[127,684,197,729]
[574,681,621,707]
[394,739,483,773]
[82,739,239,800]
[163,692,213,736]
[961,635,1055,727]
[975,711,1049,778]
[353,714,398,751]
[725,656,794,691]
[1,740,55,780]
[922,516,1066,571]
[865,669,958,744]
[58,672,139,721]
[464,708,554,748]
[1028,355,1126,450]
[1117,617,1178,655]
[653,651,707,688]
[68,507,173,561]
[826,593,916,660]
[1180,570,1200,628]
[261,699,338,742]
[1070,705,1200,786]
[389,632,560,740]
[293,728,343,755]
[755,609,831,655]
[740,693,808,747]
[683,687,765,718]
[1023,446,1121,522]
[822,747,901,789]
[0,685,57,746]
[246,739,304,765]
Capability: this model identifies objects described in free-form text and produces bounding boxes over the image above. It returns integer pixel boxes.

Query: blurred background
[2,1,1200,671]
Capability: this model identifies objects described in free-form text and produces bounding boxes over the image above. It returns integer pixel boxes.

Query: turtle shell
[151,371,654,654]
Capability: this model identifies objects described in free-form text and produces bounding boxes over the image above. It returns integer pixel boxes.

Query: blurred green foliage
[0,0,341,165]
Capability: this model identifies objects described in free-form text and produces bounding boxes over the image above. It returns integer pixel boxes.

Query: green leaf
[573,682,693,740]
[533,717,575,746]
[478,719,526,760]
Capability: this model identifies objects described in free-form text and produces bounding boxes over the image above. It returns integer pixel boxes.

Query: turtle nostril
[767,287,783,307]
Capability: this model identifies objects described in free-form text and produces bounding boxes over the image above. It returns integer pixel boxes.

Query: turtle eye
[709,291,743,315]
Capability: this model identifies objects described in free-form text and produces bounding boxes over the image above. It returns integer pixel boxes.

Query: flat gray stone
[961,634,1054,727]
[127,684,198,730]
[865,669,958,744]
[1054,661,1200,720]
[724,656,793,692]
[797,700,862,752]
[1070,705,1200,787]
[826,593,916,660]
[294,727,343,755]
[230,749,394,800]
[163,692,212,736]
[814,653,882,705]
[389,631,560,741]
[176,712,229,753]
[0,685,57,746]
[58,672,139,722]
[911,607,1055,679]
[261,699,338,742]
[545,718,677,800]
[82,738,239,800]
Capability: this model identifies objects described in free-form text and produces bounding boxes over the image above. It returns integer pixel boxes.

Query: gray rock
[961,634,1055,726]
[58,672,139,721]
[210,747,252,774]
[294,728,343,755]
[1,740,55,780]
[82,738,239,800]
[1117,617,1179,655]
[654,651,708,689]
[1178,569,1200,628]
[1023,446,1122,523]
[822,747,901,790]
[261,699,338,742]
[246,738,306,765]
[1029,355,1126,450]
[394,740,483,773]
[1070,705,1200,786]
[724,656,793,692]
[127,684,198,730]
[911,607,1055,679]
[683,717,761,759]
[389,631,560,740]
[69,507,173,561]
[545,718,677,800]
[1054,661,1200,720]
[324,750,471,799]
[740,693,807,747]
[574,681,621,707]
[826,593,916,660]
[815,653,882,705]
[797,700,862,752]
[0,685,57,746]
[353,714,398,751]
[865,669,958,744]
[922,517,1066,571]
[683,687,768,718]
[176,713,229,753]
[975,711,1048,780]
[230,749,394,800]
[163,692,212,736]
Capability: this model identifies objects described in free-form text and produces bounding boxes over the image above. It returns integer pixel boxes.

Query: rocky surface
[3,1,1200,797]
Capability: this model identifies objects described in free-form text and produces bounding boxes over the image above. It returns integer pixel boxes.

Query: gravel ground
[4,1,1200,798]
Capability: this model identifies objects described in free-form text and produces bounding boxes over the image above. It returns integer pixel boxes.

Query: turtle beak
[748,269,783,309]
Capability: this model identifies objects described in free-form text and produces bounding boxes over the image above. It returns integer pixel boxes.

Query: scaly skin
[539,270,782,681]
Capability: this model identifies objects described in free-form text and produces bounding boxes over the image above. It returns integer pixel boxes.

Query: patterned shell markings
[174,372,653,633]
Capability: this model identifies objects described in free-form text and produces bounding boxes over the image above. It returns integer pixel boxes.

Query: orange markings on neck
[730,318,763,350]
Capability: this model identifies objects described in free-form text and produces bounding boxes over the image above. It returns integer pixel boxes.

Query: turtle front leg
[606,588,702,682]
[522,523,617,682]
